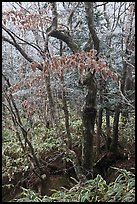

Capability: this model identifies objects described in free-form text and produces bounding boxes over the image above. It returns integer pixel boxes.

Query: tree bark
[96,76,105,157]
[84,2,100,54]
[45,73,58,127]
[60,75,72,149]
[106,108,111,138]
[81,2,99,178]
[82,71,97,179]
[110,104,121,153]
[106,108,111,150]
[96,107,103,157]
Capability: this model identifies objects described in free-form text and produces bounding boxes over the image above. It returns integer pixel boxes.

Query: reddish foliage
[35,50,119,82]
[31,62,38,72]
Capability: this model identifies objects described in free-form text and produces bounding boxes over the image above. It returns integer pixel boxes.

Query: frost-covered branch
[118,79,135,109]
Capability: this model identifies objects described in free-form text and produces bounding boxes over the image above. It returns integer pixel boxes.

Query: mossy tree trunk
[82,71,97,179]
[82,2,99,178]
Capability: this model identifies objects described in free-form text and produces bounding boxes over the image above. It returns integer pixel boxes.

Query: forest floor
[114,155,135,171]
[2,141,135,202]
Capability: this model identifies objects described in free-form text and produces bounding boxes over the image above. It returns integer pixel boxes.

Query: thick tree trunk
[82,71,97,179]
[96,77,105,157]
[81,2,99,178]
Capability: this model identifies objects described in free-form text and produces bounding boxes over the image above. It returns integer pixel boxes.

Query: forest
[2,2,135,202]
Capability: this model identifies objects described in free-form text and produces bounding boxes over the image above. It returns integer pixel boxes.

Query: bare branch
[3,73,42,173]
[111,2,125,32]
[67,2,80,27]
[94,2,108,8]
[123,57,135,69]
[2,34,44,72]
[118,79,135,109]
[50,30,79,53]
[2,35,34,63]
[15,2,31,14]
[103,3,110,28]
[2,25,17,44]
[2,24,43,55]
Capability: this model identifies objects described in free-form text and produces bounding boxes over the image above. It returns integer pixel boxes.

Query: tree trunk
[81,2,99,178]
[59,40,72,149]
[45,73,60,130]
[106,108,111,137]
[2,74,42,174]
[60,75,72,149]
[84,2,100,54]
[96,77,105,157]
[110,104,121,153]
[120,3,134,125]
[106,108,111,150]
[96,107,103,157]
[82,71,97,179]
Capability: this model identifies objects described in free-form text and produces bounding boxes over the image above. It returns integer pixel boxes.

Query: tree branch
[2,35,44,72]
[67,2,80,28]
[2,25,43,55]
[94,2,108,8]
[44,2,58,53]
[2,35,34,63]
[50,30,79,53]
[44,2,79,54]
[118,79,135,109]
[84,2,100,55]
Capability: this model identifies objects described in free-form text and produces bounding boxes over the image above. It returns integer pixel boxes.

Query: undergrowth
[12,168,135,202]
[2,113,135,202]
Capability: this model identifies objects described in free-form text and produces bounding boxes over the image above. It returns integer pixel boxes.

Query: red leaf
[31,62,37,72]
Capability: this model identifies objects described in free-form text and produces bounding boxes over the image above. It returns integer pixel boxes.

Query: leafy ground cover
[2,114,135,202]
